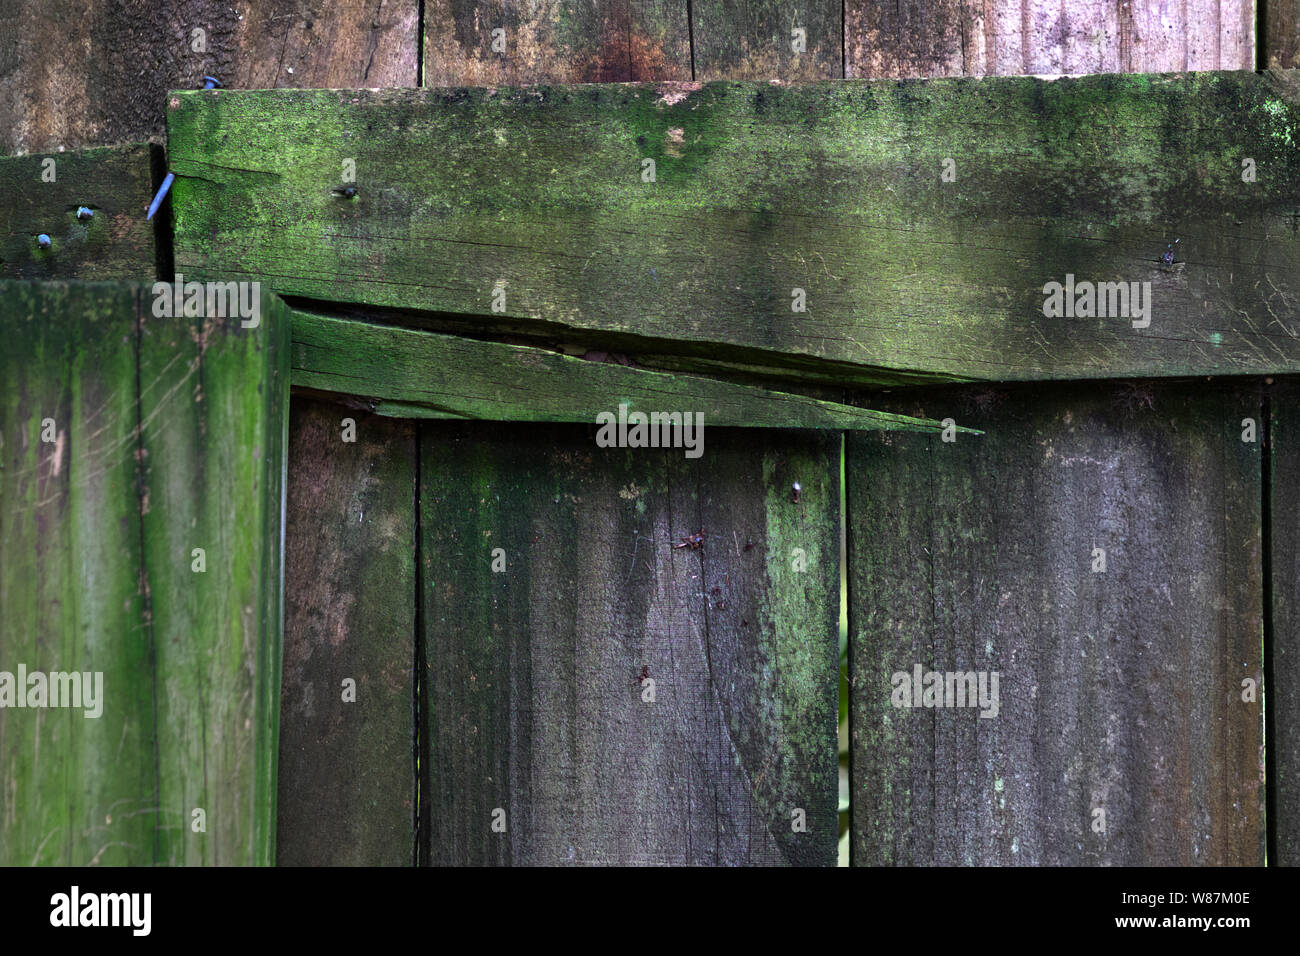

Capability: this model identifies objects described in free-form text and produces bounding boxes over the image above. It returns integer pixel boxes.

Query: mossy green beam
[167,72,1300,384]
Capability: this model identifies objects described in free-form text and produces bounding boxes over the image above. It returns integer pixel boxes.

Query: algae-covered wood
[0,280,289,865]
[278,399,417,866]
[848,381,1264,865]
[0,145,158,280]
[291,310,961,431]
[137,285,289,865]
[0,282,156,865]
[169,73,1300,384]
[420,424,838,864]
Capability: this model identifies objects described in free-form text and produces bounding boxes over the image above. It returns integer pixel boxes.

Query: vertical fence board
[691,0,843,79]
[0,145,157,280]
[1270,380,1300,865]
[138,288,289,865]
[229,0,419,90]
[420,424,837,865]
[848,382,1264,865]
[845,0,1254,77]
[0,282,156,865]
[1270,0,1300,68]
[277,399,417,865]
[423,0,692,85]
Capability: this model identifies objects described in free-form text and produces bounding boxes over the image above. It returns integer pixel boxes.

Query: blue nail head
[76,206,93,220]
[202,75,222,90]
[36,234,51,249]
[147,172,176,221]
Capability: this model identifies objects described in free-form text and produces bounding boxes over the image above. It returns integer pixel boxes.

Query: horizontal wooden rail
[168,71,1300,385]
[290,309,966,430]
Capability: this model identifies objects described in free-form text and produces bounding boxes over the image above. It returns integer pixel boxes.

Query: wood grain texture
[848,381,1264,865]
[291,310,960,430]
[0,282,156,865]
[1269,379,1300,865]
[1270,0,1300,69]
[168,73,1300,384]
[420,424,838,864]
[424,0,692,84]
[846,0,1254,78]
[691,0,843,79]
[277,399,416,866]
[0,145,157,280]
[137,285,290,865]
[0,0,417,153]
[227,0,418,90]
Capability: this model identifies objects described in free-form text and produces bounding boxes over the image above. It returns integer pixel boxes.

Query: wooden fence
[2,1,1300,866]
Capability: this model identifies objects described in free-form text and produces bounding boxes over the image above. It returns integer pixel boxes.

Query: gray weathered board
[845,0,1254,77]
[419,423,839,864]
[847,380,1265,865]
[0,0,417,153]
[277,399,417,866]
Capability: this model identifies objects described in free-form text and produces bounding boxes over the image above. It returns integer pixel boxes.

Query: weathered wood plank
[0,145,157,280]
[846,0,1254,77]
[291,310,960,431]
[691,0,843,79]
[0,282,156,865]
[0,1,419,153]
[1269,379,1300,865]
[848,381,1264,865]
[1270,0,1300,69]
[137,285,290,865]
[277,398,416,866]
[229,0,418,90]
[420,423,838,864]
[423,0,692,84]
[169,73,1300,384]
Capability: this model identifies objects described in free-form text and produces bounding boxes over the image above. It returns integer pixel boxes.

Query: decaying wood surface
[848,381,1265,865]
[278,399,417,865]
[0,144,158,279]
[168,73,1300,384]
[0,283,156,865]
[0,0,418,154]
[291,309,960,430]
[0,280,289,865]
[136,284,290,865]
[420,424,839,864]
[423,0,691,84]
[846,0,1254,78]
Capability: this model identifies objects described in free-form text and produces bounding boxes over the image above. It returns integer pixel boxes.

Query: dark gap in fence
[686,0,696,80]
[414,419,429,866]
[416,0,425,87]
[148,144,173,283]
[1264,382,1277,865]
[1259,0,1268,71]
